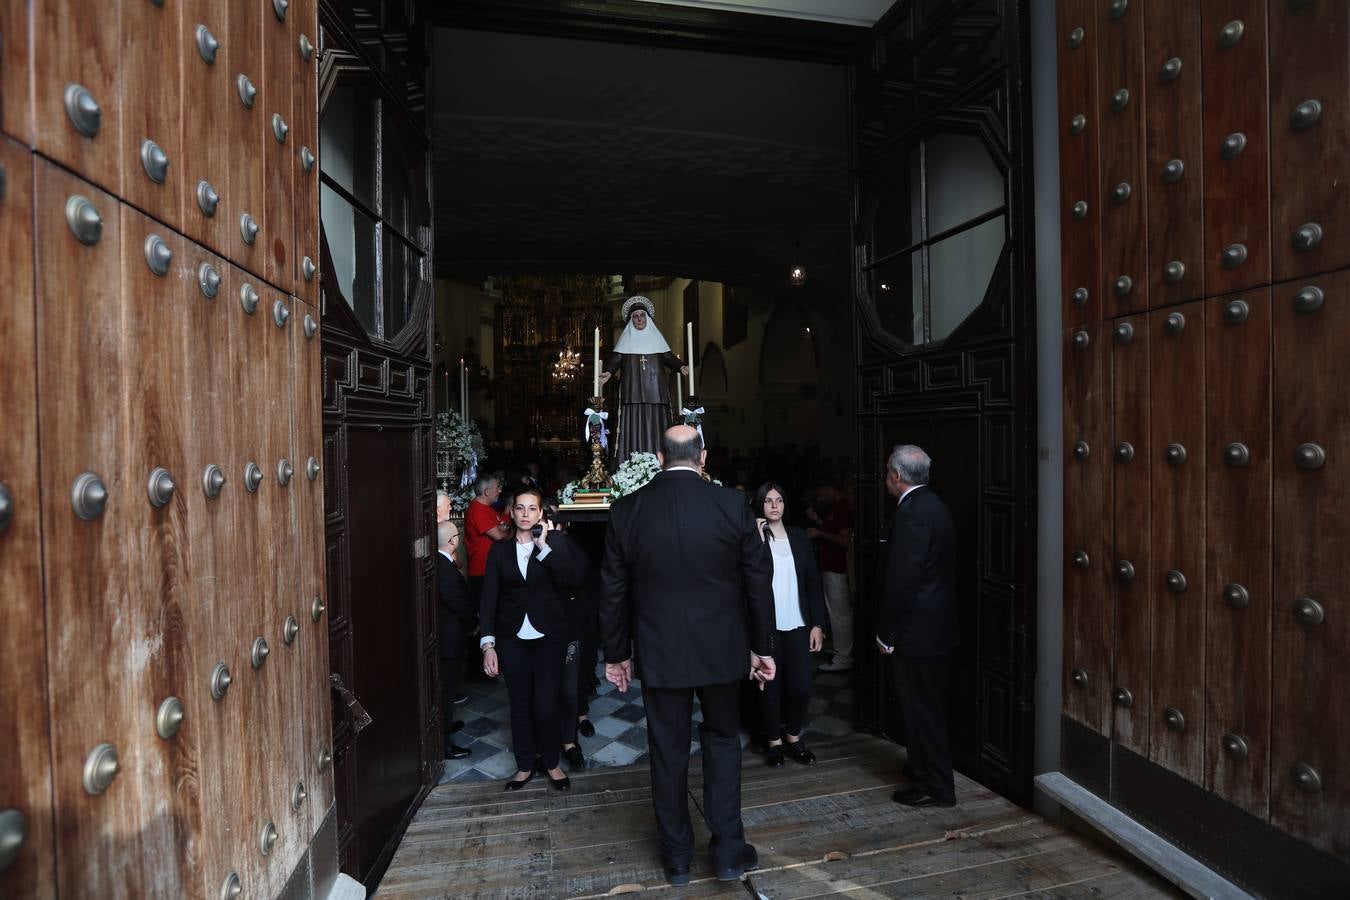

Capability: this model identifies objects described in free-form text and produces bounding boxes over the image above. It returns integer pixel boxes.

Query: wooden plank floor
[376,734,1176,899]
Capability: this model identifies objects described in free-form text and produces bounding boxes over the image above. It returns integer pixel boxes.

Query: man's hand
[483,647,500,676]
[606,659,633,694]
[679,365,690,376]
[875,636,894,656]
[599,371,613,385]
[809,627,824,653]
[750,653,776,691]
[805,527,822,540]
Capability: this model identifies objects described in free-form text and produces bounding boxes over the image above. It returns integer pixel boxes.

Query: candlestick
[459,358,467,419]
[685,321,696,394]
[592,326,601,396]
[676,371,683,414]
[444,370,450,411]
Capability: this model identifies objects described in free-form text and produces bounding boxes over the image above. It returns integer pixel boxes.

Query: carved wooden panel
[1200,0,1269,295]
[1147,301,1206,783]
[31,0,122,194]
[1095,0,1146,315]
[1271,270,1350,858]
[1056,0,1100,327]
[0,137,54,900]
[179,0,234,255]
[1204,289,1271,819]
[1061,323,1109,735]
[1268,0,1350,281]
[120,0,183,228]
[1142,0,1203,306]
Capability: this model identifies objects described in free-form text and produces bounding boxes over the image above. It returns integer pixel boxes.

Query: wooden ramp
[376,735,1175,899]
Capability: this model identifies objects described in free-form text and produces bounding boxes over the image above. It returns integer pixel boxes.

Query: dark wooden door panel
[0,2,33,143]
[1203,290,1271,819]
[0,137,55,900]
[1110,314,1150,754]
[1147,300,1206,783]
[1062,323,1110,735]
[1142,0,1203,306]
[119,0,183,229]
[1057,0,1101,328]
[347,428,425,877]
[293,0,320,306]
[1200,0,1269,294]
[225,0,268,278]
[262,0,296,290]
[1271,270,1350,858]
[31,0,122,194]
[1095,0,1147,315]
[1268,0,1350,281]
[178,0,234,254]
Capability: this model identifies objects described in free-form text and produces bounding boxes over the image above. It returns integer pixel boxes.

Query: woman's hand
[679,365,690,376]
[483,647,499,677]
[754,517,769,542]
[809,627,824,653]
[599,371,613,385]
[534,519,556,552]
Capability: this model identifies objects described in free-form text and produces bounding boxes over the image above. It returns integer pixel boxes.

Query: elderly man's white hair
[436,489,452,507]
[887,444,931,485]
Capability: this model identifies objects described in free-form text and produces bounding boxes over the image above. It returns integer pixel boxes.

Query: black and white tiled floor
[440,656,856,784]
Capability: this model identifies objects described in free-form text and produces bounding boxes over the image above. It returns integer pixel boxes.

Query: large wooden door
[1054,0,1350,893]
[314,0,439,884]
[848,0,1039,803]
[0,1,329,897]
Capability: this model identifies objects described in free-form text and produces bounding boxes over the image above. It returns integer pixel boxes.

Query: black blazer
[878,486,959,657]
[600,469,775,689]
[480,532,585,642]
[767,526,828,631]
[437,552,474,648]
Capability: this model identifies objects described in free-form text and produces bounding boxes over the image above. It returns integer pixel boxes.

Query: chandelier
[552,347,581,383]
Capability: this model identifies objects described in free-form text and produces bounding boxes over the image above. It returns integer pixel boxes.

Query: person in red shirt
[465,475,511,604]
[806,481,854,672]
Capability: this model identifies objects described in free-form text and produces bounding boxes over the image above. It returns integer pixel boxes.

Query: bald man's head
[659,425,705,469]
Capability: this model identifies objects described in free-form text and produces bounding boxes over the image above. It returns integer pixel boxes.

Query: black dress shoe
[663,863,690,887]
[548,773,571,791]
[786,741,816,765]
[576,718,596,738]
[764,745,785,768]
[564,745,586,770]
[445,742,471,760]
[892,788,955,808]
[504,771,535,791]
[715,844,758,881]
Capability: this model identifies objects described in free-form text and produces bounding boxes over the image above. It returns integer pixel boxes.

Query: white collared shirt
[664,465,701,474]
[480,539,551,647]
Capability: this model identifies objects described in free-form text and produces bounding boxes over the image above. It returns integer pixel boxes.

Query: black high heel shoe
[504,771,535,792]
[786,740,816,765]
[548,772,571,791]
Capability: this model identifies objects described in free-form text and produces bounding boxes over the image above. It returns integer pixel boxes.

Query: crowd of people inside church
[433,440,860,781]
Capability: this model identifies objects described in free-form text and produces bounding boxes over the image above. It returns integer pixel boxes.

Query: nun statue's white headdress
[614,295,672,354]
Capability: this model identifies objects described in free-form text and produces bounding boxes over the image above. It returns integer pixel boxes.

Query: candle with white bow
[686,321,695,394]
[592,326,601,396]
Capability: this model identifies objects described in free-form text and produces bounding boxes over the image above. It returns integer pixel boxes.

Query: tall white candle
[686,322,696,394]
[593,326,601,396]
[676,371,683,413]
[459,358,467,418]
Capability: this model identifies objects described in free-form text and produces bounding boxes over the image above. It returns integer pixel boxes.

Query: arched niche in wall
[698,342,730,398]
[758,304,821,388]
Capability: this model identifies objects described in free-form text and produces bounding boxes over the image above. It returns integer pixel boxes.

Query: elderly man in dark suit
[876,444,959,808]
[600,425,777,885]
[437,517,474,759]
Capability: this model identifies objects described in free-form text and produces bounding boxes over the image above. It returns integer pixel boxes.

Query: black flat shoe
[445,742,471,760]
[892,788,955,808]
[504,771,534,792]
[663,864,690,887]
[576,718,596,738]
[764,745,785,768]
[786,741,815,765]
[549,774,571,791]
[564,745,586,770]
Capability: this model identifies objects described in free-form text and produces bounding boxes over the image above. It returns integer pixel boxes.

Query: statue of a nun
[599,295,688,465]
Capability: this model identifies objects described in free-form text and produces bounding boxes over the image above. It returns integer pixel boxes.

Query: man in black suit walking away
[600,425,777,885]
[876,444,959,808]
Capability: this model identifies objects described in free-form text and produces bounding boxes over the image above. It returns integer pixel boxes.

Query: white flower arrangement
[436,411,485,512]
[611,452,663,497]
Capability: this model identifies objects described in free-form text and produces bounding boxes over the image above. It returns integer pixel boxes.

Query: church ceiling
[432,27,852,298]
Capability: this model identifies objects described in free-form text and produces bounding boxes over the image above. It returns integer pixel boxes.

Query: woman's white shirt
[769,536,805,631]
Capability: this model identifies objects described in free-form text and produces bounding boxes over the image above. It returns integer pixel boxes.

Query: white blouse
[769,536,806,631]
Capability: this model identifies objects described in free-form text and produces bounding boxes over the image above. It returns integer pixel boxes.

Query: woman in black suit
[754,481,828,767]
[480,486,585,791]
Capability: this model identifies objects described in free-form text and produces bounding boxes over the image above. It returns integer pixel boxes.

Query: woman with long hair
[753,481,828,767]
[480,486,585,790]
